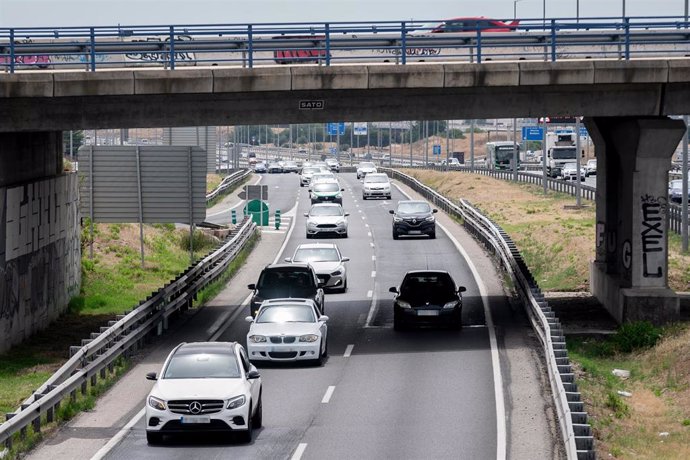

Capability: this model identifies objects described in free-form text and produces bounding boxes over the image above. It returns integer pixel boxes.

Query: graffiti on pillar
[622,240,632,270]
[640,194,666,278]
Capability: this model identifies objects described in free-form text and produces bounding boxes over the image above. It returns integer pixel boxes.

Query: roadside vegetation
[403,169,690,458]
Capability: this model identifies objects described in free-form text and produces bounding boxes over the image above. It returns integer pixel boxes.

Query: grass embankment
[403,169,690,459]
[206,173,223,194]
[0,220,247,438]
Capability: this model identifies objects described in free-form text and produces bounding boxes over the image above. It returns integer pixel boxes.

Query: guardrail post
[231,209,237,224]
[476,26,482,64]
[9,28,15,74]
[89,27,96,71]
[169,25,176,70]
[400,22,407,65]
[550,20,557,62]
[624,18,631,59]
[325,23,331,66]
[32,416,40,434]
[80,381,87,396]
[275,209,281,229]
[247,25,253,68]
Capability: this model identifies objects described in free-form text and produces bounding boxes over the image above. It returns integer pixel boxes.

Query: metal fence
[0,217,256,449]
[206,168,252,203]
[381,167,594,460]
[2,16,690,72]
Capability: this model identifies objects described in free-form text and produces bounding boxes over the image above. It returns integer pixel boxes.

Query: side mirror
[319,315,329,322]
[303,212,309,217]
[458,286,467,293]
[341,188,345,191]
[308,189,312,192]
[341,257,350,262]
[247,283,256,290]
[146,372,157,381]
[284,257,292,262]
[344,213,350,216]
[246,369,261,380]
[389,210,395,214]
[432,209,438,213]
[245,316,254,323]
[389,286,398,293]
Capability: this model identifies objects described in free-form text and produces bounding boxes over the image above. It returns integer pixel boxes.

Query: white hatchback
[246,299,329,365]
[144,342,262,444]
[362,173,392,200]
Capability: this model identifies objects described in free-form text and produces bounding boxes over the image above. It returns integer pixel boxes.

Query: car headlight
[299,334,319,342]
[425,216,435,222]
[227,395,246,410]
[248,335,267,343]
[397,300,412,309]
[148,396,166,411]
[443,300,459,310]
[331,270,342,276]
[393,216,403,222]
[336,219,346,226]
[307,221,317,228]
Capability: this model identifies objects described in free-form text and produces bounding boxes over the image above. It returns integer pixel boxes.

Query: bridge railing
[2,16,690,72]
[206,168,251,203]
[0,217,256,450]
[381,167,595,460]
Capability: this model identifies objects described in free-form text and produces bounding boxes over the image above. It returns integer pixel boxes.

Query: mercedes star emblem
[189,401,202,414]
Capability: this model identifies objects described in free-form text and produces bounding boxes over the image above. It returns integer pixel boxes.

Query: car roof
[295,242,338,250]
[175,342,238,355]
[310,203,343,208]
[264,263,313,270]
[261,298,318,306]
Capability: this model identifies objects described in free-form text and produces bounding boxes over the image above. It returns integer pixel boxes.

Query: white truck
[546,131,579,178]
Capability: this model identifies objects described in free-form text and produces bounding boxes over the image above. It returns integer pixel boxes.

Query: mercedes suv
[390,200,438,239]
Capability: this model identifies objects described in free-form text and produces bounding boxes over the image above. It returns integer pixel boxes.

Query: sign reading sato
[299,100,324,110]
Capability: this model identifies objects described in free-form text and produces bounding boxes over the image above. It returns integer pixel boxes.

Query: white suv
[362,173,392,200]
[145,342,262,444]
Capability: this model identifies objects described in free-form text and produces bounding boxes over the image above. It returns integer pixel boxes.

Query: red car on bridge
[413,17,520,34]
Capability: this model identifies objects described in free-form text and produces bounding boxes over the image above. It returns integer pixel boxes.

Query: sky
[1,0,688,27]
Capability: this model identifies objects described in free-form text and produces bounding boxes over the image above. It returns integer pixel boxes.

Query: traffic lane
[341,173,486,327]
[301,328,496,460]
[524,170,596,188]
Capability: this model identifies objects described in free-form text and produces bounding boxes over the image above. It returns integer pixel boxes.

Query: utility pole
[575,117,582,206]
[683,115,689,252]
[542,117,548,195]
[424,121,429,167]
[389,122,393,167]
[470,120,475,171]
[512,118,518,181]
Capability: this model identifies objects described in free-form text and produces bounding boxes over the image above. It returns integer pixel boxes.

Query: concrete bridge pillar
[585,116,685,325]
[0,131,81,353]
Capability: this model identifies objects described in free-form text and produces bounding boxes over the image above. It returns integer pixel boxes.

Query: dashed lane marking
[291,443,308,460]
[321,386,336,403]
[344,344,354,357]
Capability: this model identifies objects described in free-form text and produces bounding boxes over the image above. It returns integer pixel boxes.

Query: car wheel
[300,183,304,187]
[342,231,348,238]
[387,195,392,200]
[146,431,163,445]
[362,195,367,200]
[239,404,253,443]
[252,394,263,429]
[314,340,324,366]
[306,232,311,239]
[392,229,399,240]
[393,313,405,331]
[322,339,328,357]
[429,231,436,239]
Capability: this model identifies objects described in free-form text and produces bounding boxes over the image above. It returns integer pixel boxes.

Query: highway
[102,172,500,460]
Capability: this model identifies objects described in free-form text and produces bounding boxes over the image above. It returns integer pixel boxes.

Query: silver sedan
[285,243,349,292]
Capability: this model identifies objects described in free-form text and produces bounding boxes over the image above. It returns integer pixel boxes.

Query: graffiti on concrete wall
[125,35,195,62]
[640,194,666,278]
[0,38,51,67]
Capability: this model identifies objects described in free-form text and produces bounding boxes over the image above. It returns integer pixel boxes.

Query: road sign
[521,126,544,141]
[432,145,442,155]
[579,126,589,138]
[329,147,337,154]
[299,100,324,110]
[555,129,574,135]
[354,122,367,136]
[327,122,345,136]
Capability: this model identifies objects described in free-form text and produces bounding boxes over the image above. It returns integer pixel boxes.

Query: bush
[613,321,662,353]
[179,230,218,252]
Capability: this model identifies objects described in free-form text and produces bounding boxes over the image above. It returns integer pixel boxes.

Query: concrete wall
[0,133,81,353]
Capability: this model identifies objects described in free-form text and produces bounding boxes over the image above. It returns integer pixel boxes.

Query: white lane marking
[272,199,299,265]
[367,232,372,237]
[358,209,362,213]
[392,183,507,460]
[361,216,366,220]
[365,223,369,228]
[363,282,379,328]
[344,344,354,357]
[209,293,252,341]
[356,204,360,208]
[367,290,373,298]
[371,255,376,261]
[369,242,374,248]
[371,271,376,278]
[321,386,336,403]
[291,443,308,460]
[261,230,286,234]
[90,408,145,460]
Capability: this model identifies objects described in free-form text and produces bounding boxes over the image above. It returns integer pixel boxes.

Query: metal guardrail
[381,167,595,460]
[2,16,690,72]
[0,217,257,449]
[206,168,251,202]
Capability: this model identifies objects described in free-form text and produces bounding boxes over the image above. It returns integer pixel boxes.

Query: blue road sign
[432,145,442,155]
[521,126,544,141]
[327,122,345,136]
[329,147,337,154]
[555,129,574,135]
[579,127,589,138]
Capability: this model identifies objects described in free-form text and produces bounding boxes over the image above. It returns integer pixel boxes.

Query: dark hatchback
[248,264,325,317]
[389,270,466,330]
[390,200,438,239]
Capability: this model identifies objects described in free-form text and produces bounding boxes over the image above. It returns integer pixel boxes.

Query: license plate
[417,310,439,316]
[181,416,211,424]
[408,230,422,235]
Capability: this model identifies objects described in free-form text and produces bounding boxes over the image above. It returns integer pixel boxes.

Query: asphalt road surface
[104,172,499,460]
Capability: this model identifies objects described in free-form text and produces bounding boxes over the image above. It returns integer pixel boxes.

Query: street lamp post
[513,0,524,20]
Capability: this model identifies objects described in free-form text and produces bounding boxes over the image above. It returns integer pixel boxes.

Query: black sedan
[389,270,466,330]
[390,200,438,239]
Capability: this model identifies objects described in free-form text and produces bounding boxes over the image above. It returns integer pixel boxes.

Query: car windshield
[397,202,431,214]
[310,206,343,216]
[364,175,389,183]
[552,148,576,160]
[257,268,315,291]
[293,247,340,262]
[401,273,456,297]
[162,352,241,379]
[313,183,339,192]
[303,167,321,174]
[563,163,577,169]
[256,305,316,323]
[359,162,376,168]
